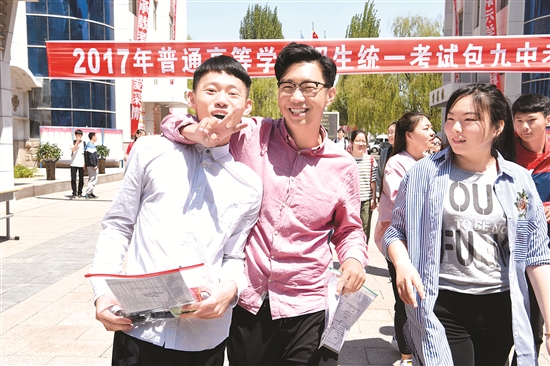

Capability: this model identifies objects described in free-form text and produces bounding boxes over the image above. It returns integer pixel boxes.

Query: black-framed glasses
[434,141,441,146]
[277,81,329,97]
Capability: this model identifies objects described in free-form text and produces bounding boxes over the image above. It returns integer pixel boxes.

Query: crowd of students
[87,41,549,366]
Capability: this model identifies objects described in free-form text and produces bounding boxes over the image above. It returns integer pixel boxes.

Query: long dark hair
[391,112,430,157]
[445,83,515,161]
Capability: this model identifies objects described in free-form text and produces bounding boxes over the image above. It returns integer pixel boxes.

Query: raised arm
[161,107,249,147]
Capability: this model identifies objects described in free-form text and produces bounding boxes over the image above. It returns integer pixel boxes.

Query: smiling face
[351,132,367,156]
[406,117,435,158]
[514,111,550,149]
[188,71,252,121]
[278,62,336,137]
[444,95,503,161]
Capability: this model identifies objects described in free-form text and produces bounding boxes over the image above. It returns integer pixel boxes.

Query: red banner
[46,36,550,79]
[130,0,150,135]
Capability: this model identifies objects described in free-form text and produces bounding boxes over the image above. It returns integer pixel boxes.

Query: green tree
[239,4,283,118]
[329,0,401,135]
[391,15,444,131]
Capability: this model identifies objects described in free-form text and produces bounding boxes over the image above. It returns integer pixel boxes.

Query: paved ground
[1,167,549,365]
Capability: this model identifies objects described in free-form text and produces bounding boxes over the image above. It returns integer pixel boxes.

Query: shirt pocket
[514,220,536,262]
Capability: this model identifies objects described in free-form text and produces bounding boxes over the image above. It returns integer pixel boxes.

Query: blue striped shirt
[383,148,550,365]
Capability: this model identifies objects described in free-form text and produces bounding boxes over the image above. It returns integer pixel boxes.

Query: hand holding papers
[86,264,205,323]
[320,267,378,353]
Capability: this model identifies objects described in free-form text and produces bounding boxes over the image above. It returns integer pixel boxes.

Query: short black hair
[88,132,96,140]
[75,129,83,135]
[512,93,550,118]
[275,42,337,87]
[337,128,345,133]
[193,56,252,95]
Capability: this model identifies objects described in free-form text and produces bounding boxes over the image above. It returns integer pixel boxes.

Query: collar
[438,147,517,180]
[278,119,327,154]
[195,143,230,160]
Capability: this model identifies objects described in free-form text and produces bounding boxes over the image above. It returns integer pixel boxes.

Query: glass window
[30,84,50,109]
[522,79,550,95]
[107,113,116,129]
[28,47,49,77]
[73,111,91,127]
[524,17,550,35]
[92,112,107,128]
[51,80,72,109]
[129,0,137,15]
[69,0,89,19]
[90,23,105,40]
[48,0,69,16]
[30,120,42,138]
[105,2,114,27]
[106,84,116,111]
[105,27,114,40]
[70,19,90,40]
[48,17,69,41]
[92,83,106,110]
[27,0,47,14]
[52,110,72,126]
[27,16,47,46]
[72,81,91,109]
[89,0,104,23]
[524,0,550,21]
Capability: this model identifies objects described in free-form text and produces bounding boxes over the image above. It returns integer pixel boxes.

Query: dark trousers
[434,290,513,366]
[511,275,543,366]
[387,260,411,355]
[70,166,84,195]
[227,301,338,366]
[112,331,226,366]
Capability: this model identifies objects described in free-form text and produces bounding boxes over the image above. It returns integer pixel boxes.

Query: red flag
[312,30,319,39]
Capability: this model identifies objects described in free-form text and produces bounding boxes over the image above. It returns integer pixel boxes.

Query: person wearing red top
[161,42,368,366]
[124,128,146,162]
[511,93,550,365]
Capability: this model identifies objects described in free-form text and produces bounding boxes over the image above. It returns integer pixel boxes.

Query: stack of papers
[320,267,378,353]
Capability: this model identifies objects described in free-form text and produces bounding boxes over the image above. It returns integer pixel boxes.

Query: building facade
[5,0,188,173]
[430,0,549,119]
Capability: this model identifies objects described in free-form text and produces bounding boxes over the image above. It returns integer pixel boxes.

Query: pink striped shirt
[161,114,368,319]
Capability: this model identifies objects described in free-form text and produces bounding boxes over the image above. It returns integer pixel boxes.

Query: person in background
[430,135,444,154]
[511,93,550,365]
[385,83,550,365]
[374,112,435,366]
[124,128,146,162]
[377,121,396,198]
[84,132,99,200]
[161,42,368,366]
[349,129,377,245]
[69,129,86,199]
[333,127,349,150]
[89,55,262,366]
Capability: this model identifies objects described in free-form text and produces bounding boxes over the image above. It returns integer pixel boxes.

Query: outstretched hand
[192,106,248,147]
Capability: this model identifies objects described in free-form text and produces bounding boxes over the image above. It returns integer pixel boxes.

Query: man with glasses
[161,42,368,365]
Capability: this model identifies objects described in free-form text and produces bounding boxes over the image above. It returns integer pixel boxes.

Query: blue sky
[186,0,446,41]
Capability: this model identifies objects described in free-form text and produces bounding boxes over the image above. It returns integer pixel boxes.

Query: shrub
[36,142,62,162]
[14,164,38,178]
[96,144,110,159]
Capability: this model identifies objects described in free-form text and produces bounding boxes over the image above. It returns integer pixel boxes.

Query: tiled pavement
[1,168,549,365]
